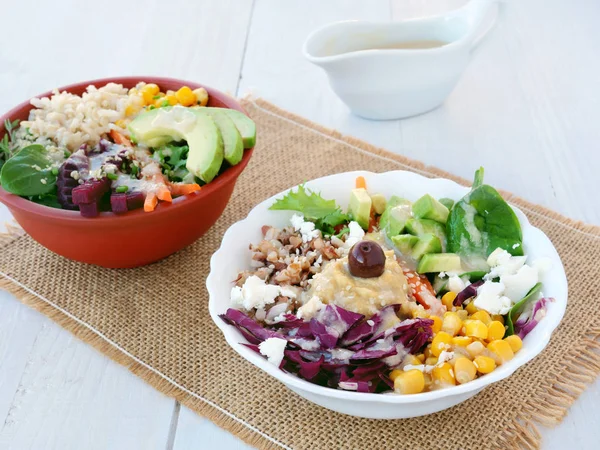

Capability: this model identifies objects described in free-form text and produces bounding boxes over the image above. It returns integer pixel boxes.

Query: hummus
[305,250,409,317]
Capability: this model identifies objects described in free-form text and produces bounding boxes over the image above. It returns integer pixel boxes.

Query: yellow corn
[165,94,177,106]
[454,357,477,384]
[430,331,452,357]
[193,87,209,106]
[425,357,438,366]
[412,309,429,319]
[431,315,442,334]
[466,340,485,358]
[432,362,456,386]
[125,105,140,117]
[492,314,505,325]
[452,336,473,347]
[114,119,127,129]
[457,309,469,321]
[403,354,421,366]
[394,369,425,394]
[442,312,463,336]
[504,335,523,353]
[487,321,505,341]
[464,320,488,339]
[487,339,514,365]
[176,86,197,106]
[389,369,403,382]
[465,301,478,315]
[470,310,492,325]
[416,353,425,363]
[141,83,160,105]
[441,292,457,310]
[473,356,496,374]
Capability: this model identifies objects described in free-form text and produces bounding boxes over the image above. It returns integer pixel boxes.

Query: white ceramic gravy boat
[303,0,498,120]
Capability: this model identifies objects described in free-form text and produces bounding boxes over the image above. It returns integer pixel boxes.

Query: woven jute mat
[0,99,599,450]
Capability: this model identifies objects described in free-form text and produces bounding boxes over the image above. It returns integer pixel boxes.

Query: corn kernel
[114,119,127,129]
[504,335,523,353]
[141,83,160,105]
[492,314,505,325]
[470,310,492,325]
[473,356,496,374]
[487,321,505,341]
[431,315,442,334]
[487,339,514,365]
[416,353,425,363]
[452,336,473,347]
[425,357,438,366]
[466,340,485,358]
[389,369,403,382]
[454,357,477,384]
[431,331,452,357]
[412,309,429,319]
[176,86,197,106]
[403,354,421,366]
[465,301,478,315]
[125,105,140,117]
[464,320,488,339]
[424,347,432,359]
[432,362,456,385]
[442,312,463,336]
[441,292,457,310]
[457,309,469,321]
[193,87,209,106]
[394,369,425,394]
[165,94,177,106]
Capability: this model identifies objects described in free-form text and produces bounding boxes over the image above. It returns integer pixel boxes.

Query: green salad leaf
[0,144,57,196]
[447,167,523,261]
[270,185,349,233]
[29,190,62,208]
[0,119,21,168]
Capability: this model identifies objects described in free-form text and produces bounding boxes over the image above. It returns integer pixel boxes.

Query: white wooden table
[1,1,599,448]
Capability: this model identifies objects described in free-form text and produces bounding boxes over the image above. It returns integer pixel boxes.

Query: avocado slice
[194,110,243,165]
[370,193,387,215]
[349,188,372,230]
[439,197,455,210]
[391,234,419,255]
[412,194,450,224]
[411,234,442,260]
[203,107,256,148]
[405,218,447,252]
[129,106,224,183]
[379,196,412,237]
[417,253,463,274]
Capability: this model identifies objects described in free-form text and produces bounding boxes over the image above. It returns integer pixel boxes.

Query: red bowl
[0,77,254,268]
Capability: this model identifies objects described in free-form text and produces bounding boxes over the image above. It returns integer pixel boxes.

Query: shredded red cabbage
[454,280,484,306]
[514,297,553,339]
[219,305,433,393]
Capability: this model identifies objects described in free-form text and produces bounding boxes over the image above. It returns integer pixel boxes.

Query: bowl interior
[0,76,254,221]
[207,170,568,404]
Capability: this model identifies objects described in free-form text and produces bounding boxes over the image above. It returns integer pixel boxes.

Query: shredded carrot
[169,183,201,196]
[355,176,367,190]
[144,192,158,212]
[110,129,132,147]
[156,185,172,202]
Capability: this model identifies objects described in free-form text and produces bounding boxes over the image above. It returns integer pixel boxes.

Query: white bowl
[207,170,568,419]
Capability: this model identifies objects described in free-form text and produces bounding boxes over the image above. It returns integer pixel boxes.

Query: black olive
[348,240,386,278]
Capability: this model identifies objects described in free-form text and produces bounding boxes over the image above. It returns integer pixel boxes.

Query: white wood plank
[0,294,175,450]
[173,406,253,450]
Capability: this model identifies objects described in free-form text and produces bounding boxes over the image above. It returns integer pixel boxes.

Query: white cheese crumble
[290,214,320,243]
[338,221,366,256]
[230,275,296,311]
[259,338,287,367]
[447,275,468,293]
[473,280,512,315]
[296,295,324,319]
[437,350,455,365]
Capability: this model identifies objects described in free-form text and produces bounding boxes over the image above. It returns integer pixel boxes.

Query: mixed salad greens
[221,169,553,394]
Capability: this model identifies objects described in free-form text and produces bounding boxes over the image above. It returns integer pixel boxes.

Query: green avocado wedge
[194,110,244,165]
[202,107,256,148]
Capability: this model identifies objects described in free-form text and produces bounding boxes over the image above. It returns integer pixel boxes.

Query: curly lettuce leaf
[270,185,349,233]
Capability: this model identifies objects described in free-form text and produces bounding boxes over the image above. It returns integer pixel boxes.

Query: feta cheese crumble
[296,295,324,319]
[290,214,320,243]
[259,338,287,367]
[338,221,365,255]
[231,275,296,311]
[473,280,512,315]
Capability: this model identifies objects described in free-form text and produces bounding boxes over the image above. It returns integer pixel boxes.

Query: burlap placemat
[0,99,599,450]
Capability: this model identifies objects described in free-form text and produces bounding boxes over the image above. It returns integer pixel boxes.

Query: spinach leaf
[505,282,543,336]
[0,145,57,196]
[29,190,62,209]
[447,167,523,260]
